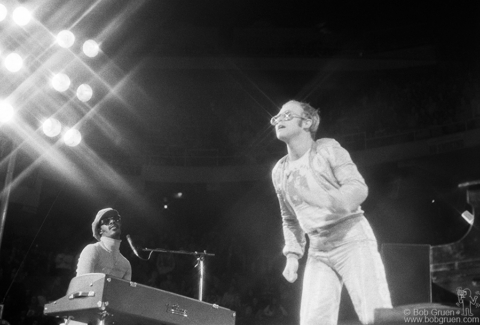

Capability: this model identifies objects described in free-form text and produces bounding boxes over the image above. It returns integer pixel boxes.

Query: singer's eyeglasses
[270,112,310,126]
[100,215,121,226]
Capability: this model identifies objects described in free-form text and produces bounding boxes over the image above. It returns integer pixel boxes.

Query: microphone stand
[142,247,215,302]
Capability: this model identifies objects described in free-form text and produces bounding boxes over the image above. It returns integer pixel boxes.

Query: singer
[271,100,391,324]
[76,208,132,280]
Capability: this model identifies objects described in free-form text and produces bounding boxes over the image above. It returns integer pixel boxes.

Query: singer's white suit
[76,236,132,280]
[272,138,391,325]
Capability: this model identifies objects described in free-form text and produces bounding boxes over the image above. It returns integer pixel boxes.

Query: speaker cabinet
[381,243,432,306]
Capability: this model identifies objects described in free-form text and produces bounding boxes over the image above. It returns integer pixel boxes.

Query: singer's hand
[283,256,299,283]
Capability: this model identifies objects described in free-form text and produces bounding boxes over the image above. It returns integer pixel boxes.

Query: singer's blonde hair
[285,100,320,139]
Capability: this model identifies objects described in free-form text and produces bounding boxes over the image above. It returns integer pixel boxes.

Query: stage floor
[237,303,480,325]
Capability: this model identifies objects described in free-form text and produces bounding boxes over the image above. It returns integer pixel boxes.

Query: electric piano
[430,180,480,295]
[44,273,236,325]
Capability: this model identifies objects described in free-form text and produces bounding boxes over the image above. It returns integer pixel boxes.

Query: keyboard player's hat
[92,208,119,241]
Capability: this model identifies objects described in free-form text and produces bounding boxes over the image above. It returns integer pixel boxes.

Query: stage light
[76,84,93,102]
[12,6,31,26]
[83,40,99,58]
[0,101,14,123]
[63,128,81,147]
[0,4,7,22]
[174,192,183,199]
[42,118,62,137]
[4,52,23,72]
[56,30,75,48]
[51,73,71,92]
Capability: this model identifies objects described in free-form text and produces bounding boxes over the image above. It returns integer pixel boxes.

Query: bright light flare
[57,30,75,48]
[51,73,71,92]
[76,84,93,102]
[12,7,31,26]
[83,40,99,58]
[42,118,62,137]
[0,101,14,122]
[462,210,474,225]
[4,52,23,72]
[0,5,7,22]
[174,192,183,199]
[63,128,81,147]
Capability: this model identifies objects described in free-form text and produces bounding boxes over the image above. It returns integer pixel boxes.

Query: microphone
[126,235,141,258]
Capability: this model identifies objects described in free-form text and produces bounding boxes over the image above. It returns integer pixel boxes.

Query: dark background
[0,0,479,324]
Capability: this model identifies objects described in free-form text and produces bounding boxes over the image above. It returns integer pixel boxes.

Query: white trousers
[300,216,392,325]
